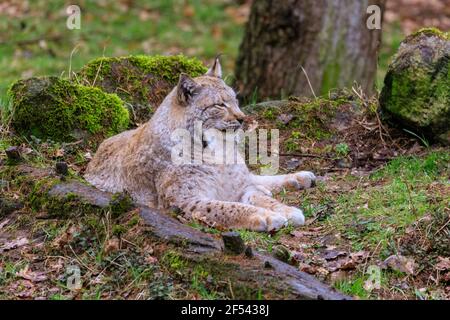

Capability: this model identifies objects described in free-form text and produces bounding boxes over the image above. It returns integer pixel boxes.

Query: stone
[222,231,245,255]
[5,146,21,161]
[7,77,129,143]
[380,28,450,144]
[55,161,68,176]
[244,246,254,258]
[272,245,291,263]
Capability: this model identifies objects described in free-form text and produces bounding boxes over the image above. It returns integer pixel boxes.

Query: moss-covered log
[380,28,450,145]
[78,55,207,124]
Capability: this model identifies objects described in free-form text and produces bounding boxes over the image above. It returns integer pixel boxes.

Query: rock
[244,246,254,258]
[78,55,207,124]
[0,196,24,217]
[276,113,294,125]
[55,161,68,176]
[222,231,245,255]
[285,158,301,171]
[5,146,21,161]
[272,245,291,263]
[7,77,129,143]
[336,158,352,169]
[380,28,450,145]
[242,96,359,153]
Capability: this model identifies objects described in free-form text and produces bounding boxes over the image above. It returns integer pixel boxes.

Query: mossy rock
[78,54,207,124]
[380,28,450,145]
[243,93,361,153]
[7,77,129,143]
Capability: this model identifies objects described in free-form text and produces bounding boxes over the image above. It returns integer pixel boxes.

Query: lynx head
[176,57,246,132]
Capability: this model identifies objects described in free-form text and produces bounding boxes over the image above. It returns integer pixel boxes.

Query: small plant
[335,142,350,157]
[403,129,430,148]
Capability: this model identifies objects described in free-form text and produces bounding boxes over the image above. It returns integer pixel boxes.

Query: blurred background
[0,0,449,96]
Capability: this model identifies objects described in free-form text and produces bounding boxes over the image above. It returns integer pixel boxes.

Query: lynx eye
[213,103,227,109]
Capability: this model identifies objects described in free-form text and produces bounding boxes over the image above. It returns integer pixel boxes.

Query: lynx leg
[241,191,305,226]
[252,171,316,193]
[178,199,288,232]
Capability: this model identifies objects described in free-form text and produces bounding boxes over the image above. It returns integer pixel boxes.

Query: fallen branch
[19,165,351,300]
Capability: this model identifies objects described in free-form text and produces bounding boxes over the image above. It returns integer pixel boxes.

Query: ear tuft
[205,55,222,78]
[177,73,199,104]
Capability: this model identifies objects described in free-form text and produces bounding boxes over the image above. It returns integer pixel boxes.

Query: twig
[68,44,80,80]
[92,46,107,87]
[434,217,450,236]
[68,244,97,274]
[298,65,317,99]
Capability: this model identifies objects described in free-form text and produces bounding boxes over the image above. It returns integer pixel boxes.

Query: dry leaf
[435,257,450,271]
[16,266,48,282]
[0,219,10,230]
[104,237,120,255]
[383,255,416,275]
[0,237,29,253]
[145,256,158,265]
[322,249,347,261]
[54,148,65,157]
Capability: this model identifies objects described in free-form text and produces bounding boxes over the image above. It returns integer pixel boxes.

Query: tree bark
[235,0,386,100]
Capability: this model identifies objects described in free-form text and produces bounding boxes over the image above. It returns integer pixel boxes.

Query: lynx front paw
[286,207,305,226]
[286,171,316,190]
[265,214,288,232]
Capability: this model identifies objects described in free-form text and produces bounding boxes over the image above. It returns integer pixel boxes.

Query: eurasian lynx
[84,58,316,232]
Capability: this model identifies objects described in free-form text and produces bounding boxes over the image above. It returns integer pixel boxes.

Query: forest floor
[0,92,448,300]
[0,0,449,300]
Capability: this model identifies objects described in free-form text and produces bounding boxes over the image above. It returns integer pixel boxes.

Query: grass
[329,151,450,256]
[0,0,245,96]
[0,0,411,101]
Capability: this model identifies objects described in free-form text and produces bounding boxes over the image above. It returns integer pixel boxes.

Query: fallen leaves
[16,265,48,283]
[0,219,10,230]
[383,255,416,275]
[435,257,450,271]
[0,237,29,253]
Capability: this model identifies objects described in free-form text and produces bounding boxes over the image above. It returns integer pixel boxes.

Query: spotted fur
[85,58,316,231]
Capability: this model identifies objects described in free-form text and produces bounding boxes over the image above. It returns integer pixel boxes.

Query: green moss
[79,54,207,123]
[7,77,129,142]
[109,192,134,218]
[30,182,89,218]
[408,27,450,42]
[82,54,207,84]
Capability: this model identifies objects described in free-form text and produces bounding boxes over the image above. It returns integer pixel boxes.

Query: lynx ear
[205,55,222,78]
[177,73,200,104]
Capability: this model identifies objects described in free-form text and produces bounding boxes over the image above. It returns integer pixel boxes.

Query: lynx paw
[286,171,316,190]
[286,207,305,226]
[265,214,288,232]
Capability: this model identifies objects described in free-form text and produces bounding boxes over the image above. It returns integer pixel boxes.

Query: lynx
[84,58,316,232]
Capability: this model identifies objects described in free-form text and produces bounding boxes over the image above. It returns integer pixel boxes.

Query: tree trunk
[235,0,386,100]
